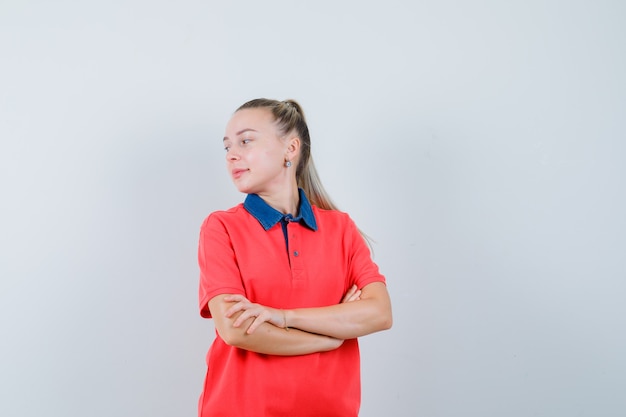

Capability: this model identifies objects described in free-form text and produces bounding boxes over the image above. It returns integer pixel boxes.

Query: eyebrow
[223,128,258,142]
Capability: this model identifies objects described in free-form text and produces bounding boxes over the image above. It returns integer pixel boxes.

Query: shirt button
[293,251,299,257]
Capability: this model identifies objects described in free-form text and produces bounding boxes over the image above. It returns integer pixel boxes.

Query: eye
[224,145,230,152]
[241,138,251,145]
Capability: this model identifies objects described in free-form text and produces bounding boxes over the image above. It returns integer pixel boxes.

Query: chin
[233,182,256,195]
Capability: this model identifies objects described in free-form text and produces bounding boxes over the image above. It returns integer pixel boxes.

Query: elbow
[361,311,392,337]
[219,330,239,347]
[376,305,393,331]
[383,316,393,331]
[379,311,393,331]
[359,283,393,333]
[215,324,247,348]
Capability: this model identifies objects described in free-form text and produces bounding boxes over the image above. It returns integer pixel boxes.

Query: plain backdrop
[1,1,625,416]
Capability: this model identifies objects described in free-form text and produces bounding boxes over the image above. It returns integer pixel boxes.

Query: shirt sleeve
[345,215,387,289]
[198,213,246,318]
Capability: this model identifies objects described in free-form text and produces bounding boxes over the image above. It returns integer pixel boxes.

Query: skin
[223,108,300,215]
[210,107,392,356]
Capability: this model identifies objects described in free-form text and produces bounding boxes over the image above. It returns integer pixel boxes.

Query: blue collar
[244,188,318,231]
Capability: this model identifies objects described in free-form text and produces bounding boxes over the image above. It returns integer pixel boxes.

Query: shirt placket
[286,221,306,285]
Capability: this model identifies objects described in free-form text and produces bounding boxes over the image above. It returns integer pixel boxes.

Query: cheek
[259,150,282,167]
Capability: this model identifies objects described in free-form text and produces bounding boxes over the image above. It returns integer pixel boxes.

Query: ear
[285,136,301,160]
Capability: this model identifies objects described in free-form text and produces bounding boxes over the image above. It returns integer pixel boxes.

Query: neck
[258,184,300,215]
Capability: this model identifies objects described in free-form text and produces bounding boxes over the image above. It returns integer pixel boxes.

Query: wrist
[282,309,289,330]
[283,309,294,330]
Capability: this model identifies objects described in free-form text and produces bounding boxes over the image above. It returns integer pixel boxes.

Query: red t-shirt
[198,195,386,417]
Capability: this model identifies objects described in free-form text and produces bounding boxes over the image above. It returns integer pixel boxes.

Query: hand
[341,284,362,303]
[223,294,286,334]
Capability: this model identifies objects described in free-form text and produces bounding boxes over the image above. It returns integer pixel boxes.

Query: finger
[246,317,261,334]
[225,300,253,318]
[342,285,357,303]
[232,308,259,328]
[347,290,361,302]
[225,303,244,318]
[246,312,271,334]
[344,286,361,302]
[224,294,247,303]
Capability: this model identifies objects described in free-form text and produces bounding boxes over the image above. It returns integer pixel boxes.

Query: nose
[225,149,240,162]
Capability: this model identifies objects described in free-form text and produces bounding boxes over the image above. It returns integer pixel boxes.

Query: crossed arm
[208,282,392,356]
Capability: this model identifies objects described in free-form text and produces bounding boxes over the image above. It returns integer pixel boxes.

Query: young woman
[197,98,392,417]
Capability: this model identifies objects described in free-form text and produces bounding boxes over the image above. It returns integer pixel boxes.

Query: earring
[285,160,292,168]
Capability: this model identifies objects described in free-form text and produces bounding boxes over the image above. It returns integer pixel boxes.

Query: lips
[231,168,248,179]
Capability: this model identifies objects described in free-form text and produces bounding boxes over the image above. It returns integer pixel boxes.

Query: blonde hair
[236,98,338,211]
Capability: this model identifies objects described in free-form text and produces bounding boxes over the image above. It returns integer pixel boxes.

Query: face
[223,108,293,195]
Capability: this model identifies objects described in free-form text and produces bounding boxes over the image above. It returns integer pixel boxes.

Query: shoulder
[200,203,255,239]
[198,203,261,248]
[312,205,348,220]
[312,206,358,232]
[200,203,248,230]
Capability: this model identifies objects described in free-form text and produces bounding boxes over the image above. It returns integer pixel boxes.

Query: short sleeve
[198,213,246,318]
[346,216,386,289]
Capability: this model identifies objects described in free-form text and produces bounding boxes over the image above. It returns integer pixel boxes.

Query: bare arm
[208,294,343,356]
[227,282,392,340]
[285,282,392,339]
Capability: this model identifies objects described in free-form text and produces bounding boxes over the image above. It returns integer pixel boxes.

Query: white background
[1,1,625,416]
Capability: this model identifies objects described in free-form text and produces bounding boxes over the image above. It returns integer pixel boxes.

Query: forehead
[225,108,276,135]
